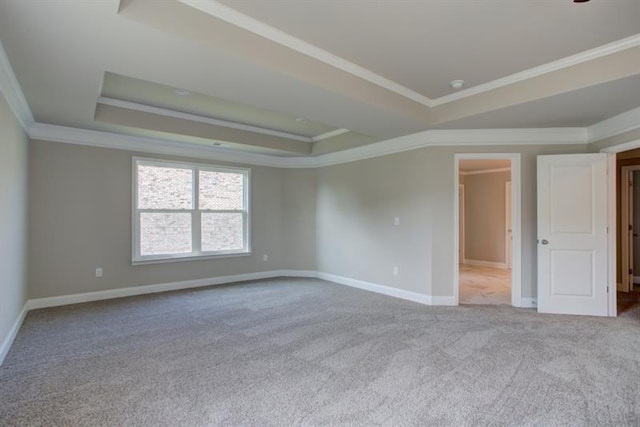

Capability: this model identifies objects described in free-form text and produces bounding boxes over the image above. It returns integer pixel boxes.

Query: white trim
[0,40,34,130]
[431,34,640,106]
[0,303,28,366]
[312,128,586,168]
[506,181,513,270]
[463,259,508,270]
[311,128,350,142]
[520,298,538,308]
[278,269,319,278]
[28,123,588,169]
[131,156,251,264]
[459,184,465,264]
[315,272,432,305]
[599,138,640,154]
[171,3,640,109]
[98,97,313,143]
[459,167,511,176]
[606,153,618,317]
[430,296,457,306]
[27,270,290,310]
[454,154,522,308]
[27,123,312,168]
[619,165,640,293]
[588,106,640,143]
[176,0,434,108]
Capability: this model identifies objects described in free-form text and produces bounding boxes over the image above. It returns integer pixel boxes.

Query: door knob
[541,239,549,245]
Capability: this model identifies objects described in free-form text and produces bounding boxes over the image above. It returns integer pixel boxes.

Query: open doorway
[615,149,640,314]
[454,154,522,307]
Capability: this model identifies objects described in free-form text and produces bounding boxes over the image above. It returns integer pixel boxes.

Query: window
[132,157,250,263]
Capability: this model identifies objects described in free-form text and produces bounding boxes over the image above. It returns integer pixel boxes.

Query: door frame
[459,184,465,265]
[506,181,512,270]
[620,165,640,292]
[453,153,522,307]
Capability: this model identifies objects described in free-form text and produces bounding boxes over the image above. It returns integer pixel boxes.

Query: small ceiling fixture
[174,88,190,96]
[449,80,464,90]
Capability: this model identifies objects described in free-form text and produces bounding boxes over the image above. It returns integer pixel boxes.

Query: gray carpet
[1,278,640,426]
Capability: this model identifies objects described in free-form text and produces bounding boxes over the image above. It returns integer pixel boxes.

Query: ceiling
[0,0,638,157]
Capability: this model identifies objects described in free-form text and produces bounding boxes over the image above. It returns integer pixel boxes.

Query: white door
[537,154,609,316]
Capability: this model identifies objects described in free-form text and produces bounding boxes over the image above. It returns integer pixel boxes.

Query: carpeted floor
[1,277,640,426]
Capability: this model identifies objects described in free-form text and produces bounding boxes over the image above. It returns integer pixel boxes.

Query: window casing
[132,157,250,264]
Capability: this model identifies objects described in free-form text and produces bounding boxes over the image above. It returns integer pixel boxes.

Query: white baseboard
[463,259,508,269]
[0,303,28,366]
[521,297,538,308]
[27,270,288,310]
[279,270,319,278]
[430,296,457,306]
[316,272,434,305]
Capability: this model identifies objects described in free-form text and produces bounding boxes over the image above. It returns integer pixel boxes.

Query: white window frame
[132,157,251,265]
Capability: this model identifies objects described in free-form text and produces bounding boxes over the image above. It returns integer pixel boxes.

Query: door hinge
[607,286,609,293]
[629,269,633,274]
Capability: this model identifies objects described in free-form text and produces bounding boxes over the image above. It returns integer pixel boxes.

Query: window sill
[132,251,252,266]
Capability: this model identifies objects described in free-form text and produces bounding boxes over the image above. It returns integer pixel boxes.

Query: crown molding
[174,2,640,109]
[27,122,588,169]
[459,167,511,176]
[0,40,34,130]
[431,34,640,106]
[27,123,313,168]
[587,106,640,143]
[97,97,314,143]
[177,0,434,108]
[311,128,350,142]
[311,128,588,167]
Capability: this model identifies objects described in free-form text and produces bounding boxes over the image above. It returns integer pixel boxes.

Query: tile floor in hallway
[459,264,511,305]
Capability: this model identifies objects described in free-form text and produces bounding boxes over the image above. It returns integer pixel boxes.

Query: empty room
[1,1,640,425]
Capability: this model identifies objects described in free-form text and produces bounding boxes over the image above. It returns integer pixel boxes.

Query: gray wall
[315,144,589,299]
[28,140,316,298]
[0,92,28,348]
[316,150,433,294]
[281,168,317,271]
[463,171,510,264]
[27,137,590,302]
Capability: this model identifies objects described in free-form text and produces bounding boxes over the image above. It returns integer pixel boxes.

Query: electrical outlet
[263,254,268,262]
[95,268,103,278]
[394,216,400,226]
[393,266,399,276]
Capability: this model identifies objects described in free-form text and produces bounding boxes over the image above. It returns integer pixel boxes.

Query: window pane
[201,213,244,252]
[138,165,193,209]
[199,171,244,210]
[140,213,192,255]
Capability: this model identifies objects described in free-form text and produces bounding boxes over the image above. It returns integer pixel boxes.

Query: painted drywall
[281,168,317,270]
[316,143,589,299]
[28,140,309,298]
[463,171,510,264]
[316,150,433,294]
[0,91,28,351]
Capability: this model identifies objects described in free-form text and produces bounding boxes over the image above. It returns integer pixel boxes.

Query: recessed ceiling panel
[434,74,640,129]
[220,0,640,98]
[102,72,337,138]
